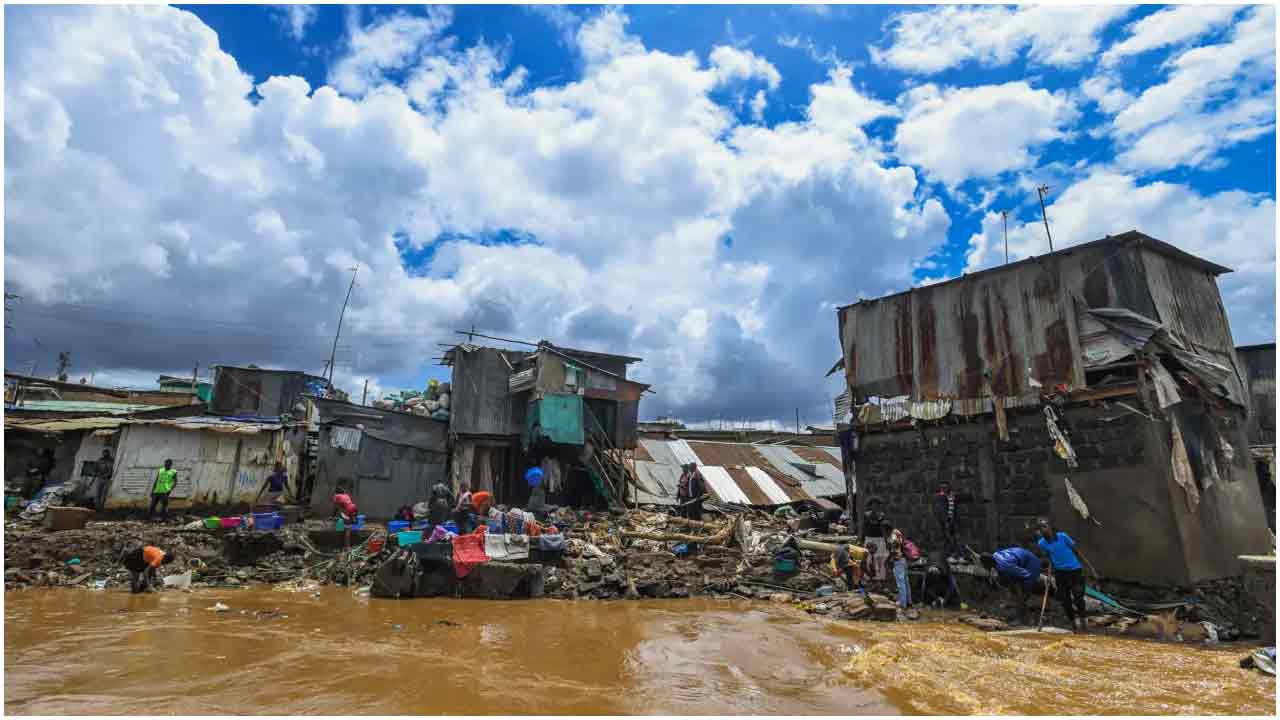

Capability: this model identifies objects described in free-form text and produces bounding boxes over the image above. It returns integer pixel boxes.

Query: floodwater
[4,588,1274,715]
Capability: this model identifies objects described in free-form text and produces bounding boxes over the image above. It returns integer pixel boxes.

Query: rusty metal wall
[449,347,525,436]
[1237,345,1277,447]
[838,237,1247,404]
[840,254,1084,402]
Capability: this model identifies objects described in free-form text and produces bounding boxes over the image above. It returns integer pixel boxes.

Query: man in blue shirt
[980,546,1044,624]
[1038,517,1087,633]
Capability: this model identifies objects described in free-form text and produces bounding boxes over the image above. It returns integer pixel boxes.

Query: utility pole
[326,266,359,385]
[1036,185,1054,252]
[795,408,800,435]
[361,378,369,406]
[1001,210,1009,264]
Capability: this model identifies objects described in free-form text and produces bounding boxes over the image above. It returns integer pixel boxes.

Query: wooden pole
[1037,570,1052,630]
[361,378,369,406]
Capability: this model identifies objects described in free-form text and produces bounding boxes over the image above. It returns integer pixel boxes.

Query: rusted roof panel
[843,292,914,398]
[725,466,772,506]
[840,236,1251,403]
[700,466,752,505]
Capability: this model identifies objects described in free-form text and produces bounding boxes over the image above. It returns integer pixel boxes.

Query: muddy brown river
[4,588,1274,715]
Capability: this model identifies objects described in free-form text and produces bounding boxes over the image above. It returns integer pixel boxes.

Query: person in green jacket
[148,459,177,521]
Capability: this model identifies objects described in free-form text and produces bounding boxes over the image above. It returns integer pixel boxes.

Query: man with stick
[1037,517,1087,633]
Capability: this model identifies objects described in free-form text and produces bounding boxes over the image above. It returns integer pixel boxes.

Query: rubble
[4,504,1269,644]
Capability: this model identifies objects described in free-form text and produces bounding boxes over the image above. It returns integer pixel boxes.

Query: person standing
[887,526,911,612]
[93,448,115,510]
[428,481,454,526]
[686,465,706,521]
[453,483,474,532]
[1037,517,1087,633]
[147,459,177,521]
[860,498,889,581]
[932,481,969,560]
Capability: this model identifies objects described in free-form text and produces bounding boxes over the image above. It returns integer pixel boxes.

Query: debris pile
[372,379,450,420]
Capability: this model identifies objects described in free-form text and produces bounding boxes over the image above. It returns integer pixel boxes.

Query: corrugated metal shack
[209,366,330,419]
[629,438,846,506]
[837,230,1272,585]
[1236,342,1275,530]
[443,339,648,508]
[4,414,303,511]
[307,397,449,519]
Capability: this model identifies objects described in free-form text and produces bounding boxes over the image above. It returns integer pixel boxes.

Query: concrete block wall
[858,404,1146,554]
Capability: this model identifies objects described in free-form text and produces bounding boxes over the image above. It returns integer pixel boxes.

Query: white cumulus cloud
[872,4,1132,73]
[894,81,1078,187]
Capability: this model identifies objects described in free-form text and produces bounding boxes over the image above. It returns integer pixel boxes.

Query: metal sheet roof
[631,438,850,507]
[700,466,751,505]
[746,466,793,505]
[638,438,682,466]
[7,401,163,414]
[754,445,847,498]
[666,439,700,467]
[4,415,283,434]
[632,461,681,506]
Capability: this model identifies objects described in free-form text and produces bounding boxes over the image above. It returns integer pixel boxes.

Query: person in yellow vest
[148,459,178,521]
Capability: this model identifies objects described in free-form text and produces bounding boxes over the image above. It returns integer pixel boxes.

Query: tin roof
[5,400,163,414]
[4,415,284,434]
[630,438,850,507]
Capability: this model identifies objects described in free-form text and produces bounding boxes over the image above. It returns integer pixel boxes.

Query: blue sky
[179,3,1275,288]
[5,4,1276,424]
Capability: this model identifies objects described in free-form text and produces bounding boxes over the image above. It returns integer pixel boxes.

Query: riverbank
[4,588,1274,715]
[4,510,1270,645]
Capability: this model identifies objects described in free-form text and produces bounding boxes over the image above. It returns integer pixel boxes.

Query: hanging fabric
[451,442,475,492]
[1063,477,1099,524]
[475,447,493,493]
[1169,416,1199,512]
[1044,405,1078,468]
[994,396,1010,442]
[1148,357,1182,410]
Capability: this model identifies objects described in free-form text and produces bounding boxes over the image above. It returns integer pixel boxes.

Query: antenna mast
[327,266,359,385]
[1036,185,1054,252]
[1001,210,1009,264]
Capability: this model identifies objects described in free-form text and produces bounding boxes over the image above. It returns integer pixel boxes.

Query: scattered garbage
[162,570,193,589]
[66,558,80,565]
[1240,647,1276,676]
[209,602,230,613]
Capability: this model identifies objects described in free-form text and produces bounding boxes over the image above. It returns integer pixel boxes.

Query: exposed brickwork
[858,404,1146,552]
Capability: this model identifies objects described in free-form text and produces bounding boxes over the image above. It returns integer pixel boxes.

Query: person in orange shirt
[122,544,176,593]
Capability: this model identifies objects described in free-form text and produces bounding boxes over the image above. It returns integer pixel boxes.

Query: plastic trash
[91,579,108,591]
[815,585,835,597]
[672,543,689,556]
[209,602,230,612]
[66,558,81,565]
[163,570,193,589]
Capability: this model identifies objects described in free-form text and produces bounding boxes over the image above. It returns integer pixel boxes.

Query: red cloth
[451,532,489,578]
[332,493,357,516]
